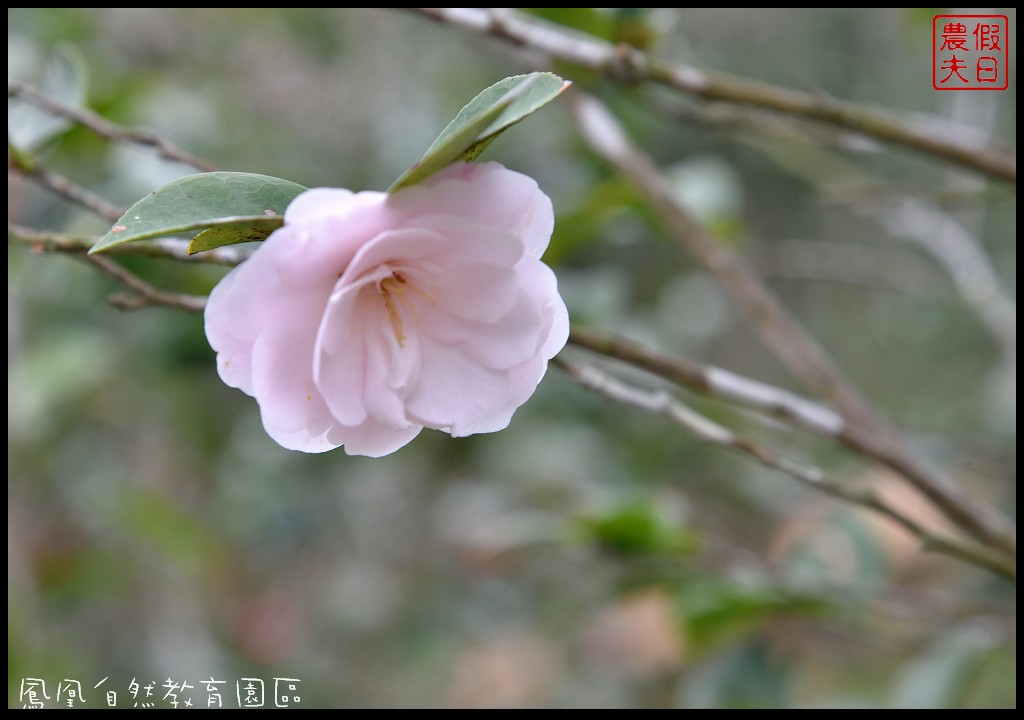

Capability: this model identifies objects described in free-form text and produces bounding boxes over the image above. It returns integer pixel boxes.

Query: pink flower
[204,162,569,456]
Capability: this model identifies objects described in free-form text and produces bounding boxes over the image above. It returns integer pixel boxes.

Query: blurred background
[8,8,1016,708]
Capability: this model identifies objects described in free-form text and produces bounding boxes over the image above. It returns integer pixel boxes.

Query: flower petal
[276,190,393,285]
[362,318,417,430]
[329,418,422,458]
[389,162,553,258]
[283,187,355,223]
[464,354,550,436]
[261,416,341,454]
[428,261,519,324]
[410,215,524,268]
[338,227,451,289]
[205,161,567,457]
[518,261,569,360]
[249,287,335,436]
[421,288,545,370]
[313,281,374,427]
[205,258,268,396]
[404,334,522,436]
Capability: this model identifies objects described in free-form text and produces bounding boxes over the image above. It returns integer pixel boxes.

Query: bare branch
[556,357,1015,580]
[567,92,1015,557]
[82,254,207,314]
[9,162,124,222]
[9,225,245,267]
[404,8,1015,182]
[9,223,211,312]
[569,326,845,438]
[8,80,218,173]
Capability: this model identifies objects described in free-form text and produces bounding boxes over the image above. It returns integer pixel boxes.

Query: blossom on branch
[204,162,568,456]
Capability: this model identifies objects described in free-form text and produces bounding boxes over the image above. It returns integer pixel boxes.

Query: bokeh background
[8,8,1016,708]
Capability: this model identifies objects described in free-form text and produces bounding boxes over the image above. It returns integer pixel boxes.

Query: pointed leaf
[389,72,570,191]
[89,172,305,254]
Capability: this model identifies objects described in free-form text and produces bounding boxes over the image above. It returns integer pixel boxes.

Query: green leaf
[89,172,306,254]
[389,72,570,192]
[676,577,828,656]
[186,221,282,255]
[577,503,699,556]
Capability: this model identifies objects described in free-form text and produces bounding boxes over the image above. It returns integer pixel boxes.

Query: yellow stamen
[379,271,434,348]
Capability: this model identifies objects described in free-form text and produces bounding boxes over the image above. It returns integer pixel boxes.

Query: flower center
[378,270,433,347]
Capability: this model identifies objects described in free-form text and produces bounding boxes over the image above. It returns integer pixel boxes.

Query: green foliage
[89,73,568,256]
[89,172,305,254]
[676,577,829,657]
[577,503,699,556]
[389,72,570,191]
[186,221,284,255]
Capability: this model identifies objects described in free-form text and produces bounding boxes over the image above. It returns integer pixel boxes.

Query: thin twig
[567,92,1015,557]
[556,357,1015,580]
[9,224,210,312]
[80,254,207,314]
[10,163,124,222]
[9,225,245,267]
[8,80,219,173]
[569,326,845,438]
[404,8,1015,182]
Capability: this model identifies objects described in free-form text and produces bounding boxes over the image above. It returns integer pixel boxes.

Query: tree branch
[567,92,1015,557]
[569,326,845,438]
[404,7,1014,182]
[9,224,209,313]
[9,225,245,267]
[9,160,124,222]
[82,254,207,314]
[8,80,218,173]
[555,357,1015,580]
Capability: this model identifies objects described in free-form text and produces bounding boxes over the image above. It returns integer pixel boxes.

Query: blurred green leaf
[577,503,699,556]
[522,8,616,40]
[119,489,222,573]
[959,645,1017,709]
[89,172,305,253]
[34,547,133,606]
[677,577,829,656]
[389,72,570,191]
[526,8,657,49]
